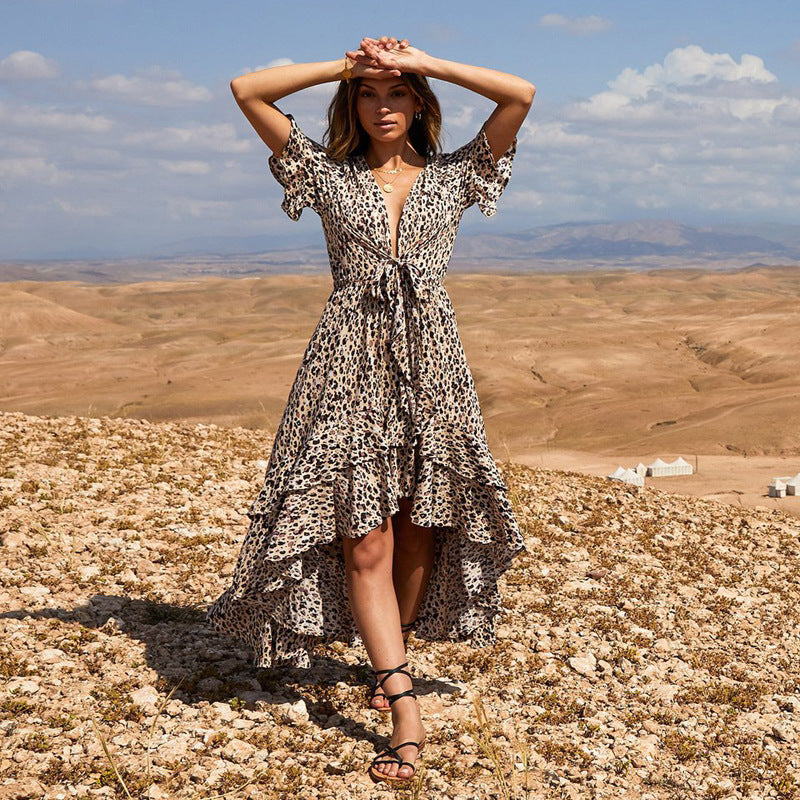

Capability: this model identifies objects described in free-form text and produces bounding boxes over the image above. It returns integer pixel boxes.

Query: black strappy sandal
[367,619,418,712]
[367,662,426,784]
[400,617,419,640]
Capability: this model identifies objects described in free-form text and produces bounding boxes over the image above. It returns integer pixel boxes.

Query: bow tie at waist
[337,255,441,439]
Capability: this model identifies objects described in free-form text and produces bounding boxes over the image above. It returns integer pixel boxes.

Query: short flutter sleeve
[457,124,517,217]
[267,113,331,221]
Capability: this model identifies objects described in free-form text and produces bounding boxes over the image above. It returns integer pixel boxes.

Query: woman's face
[355,78,420,142]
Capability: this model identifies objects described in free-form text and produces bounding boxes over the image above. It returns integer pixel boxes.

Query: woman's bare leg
[392,496,435,632]
[343,517,426,780]
[367,496,434,711]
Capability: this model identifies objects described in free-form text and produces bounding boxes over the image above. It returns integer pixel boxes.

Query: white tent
[620,468,645,487]
[785,473,800,496]
[769,478,787,498]
[607,467,644,487]
[647,457,692,477]
[635,462,648,477]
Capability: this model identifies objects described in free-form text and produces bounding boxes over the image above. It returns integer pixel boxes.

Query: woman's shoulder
[272,113,349,173]
[435,130,483,168]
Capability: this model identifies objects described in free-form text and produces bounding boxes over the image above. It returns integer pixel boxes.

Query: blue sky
[1,0,799,258]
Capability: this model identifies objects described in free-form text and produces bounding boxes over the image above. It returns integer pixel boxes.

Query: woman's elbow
[230,75,249,101]
[525,82,536,105]
[231,75,252,101]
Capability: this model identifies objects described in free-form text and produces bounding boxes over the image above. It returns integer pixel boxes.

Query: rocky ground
[1,409,799,800]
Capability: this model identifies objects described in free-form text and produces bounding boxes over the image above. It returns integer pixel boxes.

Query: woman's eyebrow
[361,82,407,89]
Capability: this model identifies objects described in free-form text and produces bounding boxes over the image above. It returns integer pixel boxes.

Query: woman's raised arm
[353,37,535,162]
[229,60,345,156]
[230,52,402,156]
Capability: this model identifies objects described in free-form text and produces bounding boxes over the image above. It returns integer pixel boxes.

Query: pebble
[130,685,160,707]
[568,652,597,676]
[771,723,793,742]
[210,702,238,722]
[221,738,255,763]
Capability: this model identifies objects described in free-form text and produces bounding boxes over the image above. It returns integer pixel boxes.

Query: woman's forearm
[418,54,535,106]
[230,59,345,103]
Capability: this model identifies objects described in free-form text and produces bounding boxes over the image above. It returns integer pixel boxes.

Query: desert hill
[1,410,799,799]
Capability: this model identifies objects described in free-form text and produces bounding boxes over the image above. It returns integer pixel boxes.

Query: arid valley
[3,265,799,517]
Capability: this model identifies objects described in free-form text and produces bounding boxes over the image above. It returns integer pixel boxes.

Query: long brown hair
[323,73,442,162]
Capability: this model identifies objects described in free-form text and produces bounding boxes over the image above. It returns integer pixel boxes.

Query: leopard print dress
[206,111,526,668]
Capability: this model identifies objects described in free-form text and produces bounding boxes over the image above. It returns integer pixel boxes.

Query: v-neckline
[360,154,428,259]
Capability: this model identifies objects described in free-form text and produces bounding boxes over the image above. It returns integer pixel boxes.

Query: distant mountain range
[452,220,799,261]
[153,219,800,262]
[2,220,798,283]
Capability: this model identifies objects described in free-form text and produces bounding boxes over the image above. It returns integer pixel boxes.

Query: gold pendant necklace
[371,164,404,193]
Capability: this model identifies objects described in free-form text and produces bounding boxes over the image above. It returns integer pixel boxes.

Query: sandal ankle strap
[386,687,417,705]
[372,661,415,705]
[373,661,410,688]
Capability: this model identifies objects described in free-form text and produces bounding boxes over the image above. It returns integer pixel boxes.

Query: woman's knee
[343,517,393,573]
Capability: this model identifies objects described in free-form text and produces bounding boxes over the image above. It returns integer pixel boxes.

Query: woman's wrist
[414,52,440,78]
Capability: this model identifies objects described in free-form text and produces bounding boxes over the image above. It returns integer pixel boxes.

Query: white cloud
[233,58,294,77]
[89,66,213,106]
[525,121,591,149]
[523,45,800,225]
[575,45,780,121]
[166,197,235,219]
[1,41,799,258]
[445,104,480,133]
[539,14,612,36]
[123,123,252,154]
[0,157,62,186]
[0,102,114,133]
[608,45,776,99]
[0,50,59,80]
[254,58,294,71]
[158,159,211,175]
[55,198,113,217]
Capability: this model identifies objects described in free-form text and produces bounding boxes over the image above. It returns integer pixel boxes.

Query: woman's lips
[375,121,396,129]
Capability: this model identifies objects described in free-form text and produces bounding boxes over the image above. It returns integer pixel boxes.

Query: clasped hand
[345,36,426,78]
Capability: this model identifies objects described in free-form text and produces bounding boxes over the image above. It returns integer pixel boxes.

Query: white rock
[100,616,126,634]
[131,686,160,708]
[20,586,51,602]
[39,648,68,664]
[772,723,794,742]
[276,699,309,724]
[633,733,659,759]
[221,738,256,763]
[778,696,800,714]
[568,652,597,677]
[7,678,39,695]
[78,565,101,581]
[211,701,237,722]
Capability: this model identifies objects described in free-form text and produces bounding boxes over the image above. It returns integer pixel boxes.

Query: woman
[206,35,534,784]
